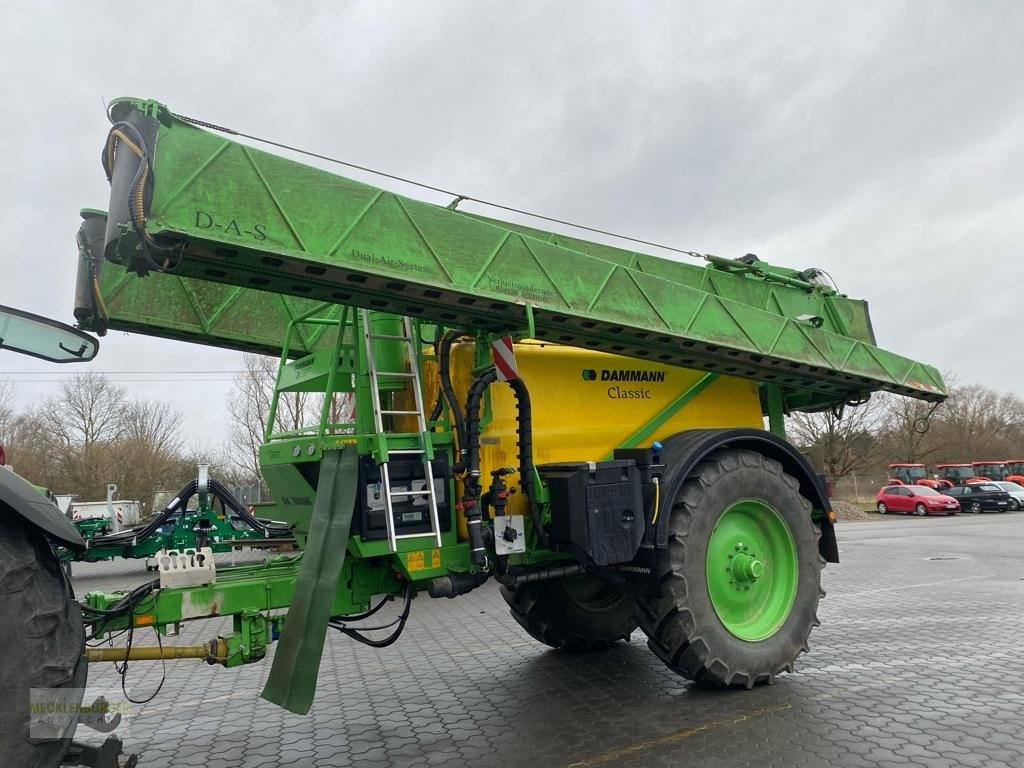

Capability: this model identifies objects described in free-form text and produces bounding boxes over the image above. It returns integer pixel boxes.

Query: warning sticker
[406,549,442,572]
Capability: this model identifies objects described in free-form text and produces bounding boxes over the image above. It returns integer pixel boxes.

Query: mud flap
[261,446,357,714]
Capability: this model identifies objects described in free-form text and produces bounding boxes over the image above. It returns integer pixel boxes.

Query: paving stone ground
[70,511,1024,767]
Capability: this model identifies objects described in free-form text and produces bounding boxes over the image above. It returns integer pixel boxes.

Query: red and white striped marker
[492,336,520,381]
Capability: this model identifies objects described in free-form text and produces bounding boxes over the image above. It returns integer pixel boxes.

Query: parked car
[875,485,960,516]
[994,481,1024,511]
[945,483,1012,513]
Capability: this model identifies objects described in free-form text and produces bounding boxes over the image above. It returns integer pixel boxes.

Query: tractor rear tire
[0,514,87,768]
[637,448,824,688]
[500,574,638,652]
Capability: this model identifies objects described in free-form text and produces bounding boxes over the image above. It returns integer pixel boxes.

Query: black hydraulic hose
[83,477,290,551]
[329,582,413,648]
[504,376,548,549]
[461,365,548,563]
[206,478,291,537]
[428,330,451,423]
[85,482,198,548]
[331,595,390,623]
[432,329,470,472]
[462,367,499,566]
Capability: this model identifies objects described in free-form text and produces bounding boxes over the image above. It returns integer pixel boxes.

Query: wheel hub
[729,549,764,584]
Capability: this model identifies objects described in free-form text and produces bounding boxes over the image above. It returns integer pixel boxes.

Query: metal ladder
[359,310,443,551]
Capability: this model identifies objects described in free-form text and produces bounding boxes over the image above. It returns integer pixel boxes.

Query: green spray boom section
[75,98,946,411]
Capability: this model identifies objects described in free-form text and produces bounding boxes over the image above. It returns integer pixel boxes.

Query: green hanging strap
[261,445,358,714]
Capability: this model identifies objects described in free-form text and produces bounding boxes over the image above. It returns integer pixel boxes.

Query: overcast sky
[1,1,1022,453]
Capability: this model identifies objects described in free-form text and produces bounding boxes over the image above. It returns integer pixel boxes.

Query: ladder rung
[390,490,433,498]
[388,449,425,455]
[375,371,416,378]
[380,409,420,415]
[395,532,438,541]
[368,333,413,341]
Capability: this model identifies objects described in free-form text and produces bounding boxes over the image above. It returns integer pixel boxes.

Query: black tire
[877,502,887,514]
[1010,499,1020,512]
[637,447,824,688]
[0,514,87,768]
[914,503,927,517]
[500,574,638,652]
[969,501,982,514]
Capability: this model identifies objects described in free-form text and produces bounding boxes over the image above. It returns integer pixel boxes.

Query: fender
[655,428,838,563]
[0,468,85,550]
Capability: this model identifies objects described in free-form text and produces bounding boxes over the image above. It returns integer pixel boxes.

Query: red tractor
[971,462,1006,482]
[1005,461,1024,485]
[934,463,987,487]
[886,463,948,490]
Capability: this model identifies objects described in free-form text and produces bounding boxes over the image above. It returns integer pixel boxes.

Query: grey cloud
[0,0,1021,446]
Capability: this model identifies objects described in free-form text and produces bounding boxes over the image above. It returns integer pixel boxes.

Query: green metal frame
[84,553,397,657]
[90,97,945,412]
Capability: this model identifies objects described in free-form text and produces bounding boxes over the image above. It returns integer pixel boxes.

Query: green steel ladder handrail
[265,304,354,444]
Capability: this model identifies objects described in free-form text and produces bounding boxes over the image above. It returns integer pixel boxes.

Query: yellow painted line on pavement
[562,702,792,767]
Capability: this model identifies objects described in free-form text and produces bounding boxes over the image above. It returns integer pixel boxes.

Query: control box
[539,460,644,566]
[356,451,451,540]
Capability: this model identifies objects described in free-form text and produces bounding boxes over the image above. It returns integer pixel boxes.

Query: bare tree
[122,400,183,455]
[932,384,1024,460]
[4,408,60,481]
[224,353,354,481]
[225,354,278,481]
[877,394,946,464]
[5,373,195,507]
[0,377,15,448]
[788,397,886,479]
[43,372,127,449]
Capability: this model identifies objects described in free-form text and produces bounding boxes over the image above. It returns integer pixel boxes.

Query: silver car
[995,481,1024,511]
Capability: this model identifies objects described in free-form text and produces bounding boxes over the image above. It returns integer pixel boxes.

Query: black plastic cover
[540,460,645,566]
[74,210,109,333]
[0,468,85,550]
[104,104,160,272]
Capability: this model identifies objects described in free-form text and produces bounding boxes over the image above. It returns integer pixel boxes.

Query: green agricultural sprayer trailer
[60,469,294,567]
[0,98,946,767]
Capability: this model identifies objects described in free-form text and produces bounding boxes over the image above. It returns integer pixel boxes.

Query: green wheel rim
[705,499,798,641]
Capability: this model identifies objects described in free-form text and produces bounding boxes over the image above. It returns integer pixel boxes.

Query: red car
[876,485,960,516]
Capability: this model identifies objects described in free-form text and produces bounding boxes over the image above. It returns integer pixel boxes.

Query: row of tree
[0,373,202,507]
[0,356,353,511]
[788,378,1024,480]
